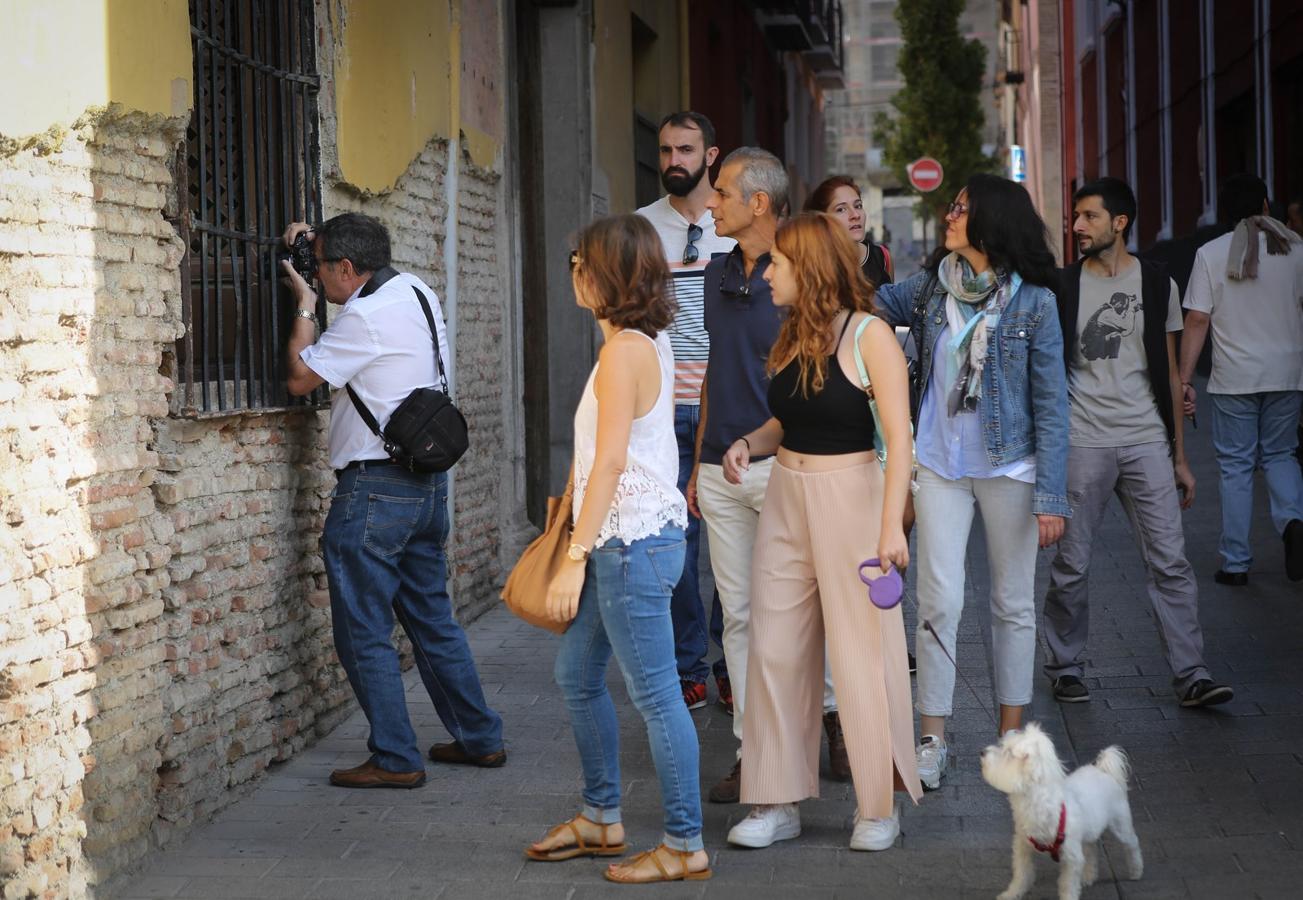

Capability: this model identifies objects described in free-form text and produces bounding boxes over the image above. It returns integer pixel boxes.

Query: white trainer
[916,734,949,790]
[726,803,801,848]
[849,807,900,851]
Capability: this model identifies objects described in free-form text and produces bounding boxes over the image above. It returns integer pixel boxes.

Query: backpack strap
[851,314,887,461]
[852,313,876,392]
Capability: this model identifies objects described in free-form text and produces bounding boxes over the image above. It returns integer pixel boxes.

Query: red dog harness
[1028,804,1067,862]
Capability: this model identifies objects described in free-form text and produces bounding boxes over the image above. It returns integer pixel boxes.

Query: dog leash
[861,560,1002,730]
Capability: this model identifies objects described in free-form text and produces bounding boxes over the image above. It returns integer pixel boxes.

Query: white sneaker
[849,807,900,851]
[916,735,948,790]
[727,803,801,848]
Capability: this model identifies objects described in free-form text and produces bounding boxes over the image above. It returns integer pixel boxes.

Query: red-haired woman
[805,175,894,287]
[721,213,921,852]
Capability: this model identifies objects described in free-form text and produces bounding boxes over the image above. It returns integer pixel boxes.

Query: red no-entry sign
[907,157,944,193]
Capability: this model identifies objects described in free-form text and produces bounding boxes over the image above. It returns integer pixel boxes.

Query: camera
[286,232,316,280]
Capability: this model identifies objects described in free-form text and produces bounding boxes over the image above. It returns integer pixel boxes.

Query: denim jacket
[875,270,1071,517]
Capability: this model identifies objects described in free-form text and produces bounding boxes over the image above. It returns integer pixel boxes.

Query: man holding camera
[283,212,504,788]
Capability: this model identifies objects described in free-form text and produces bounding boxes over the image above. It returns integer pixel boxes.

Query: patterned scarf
[937,252,1007,416]
[1227,215,1302,280]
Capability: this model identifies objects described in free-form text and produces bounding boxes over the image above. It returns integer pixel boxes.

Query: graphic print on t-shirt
[1080,291,1141,360]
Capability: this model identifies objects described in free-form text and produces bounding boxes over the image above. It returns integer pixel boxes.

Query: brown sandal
[603,844,712,884]
[524,816,628,862]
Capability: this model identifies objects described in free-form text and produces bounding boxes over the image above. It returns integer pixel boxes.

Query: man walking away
[635,111,735,715]
[1179,174,1303,585]
[1045,178,1232,710]
[284,213,505,788]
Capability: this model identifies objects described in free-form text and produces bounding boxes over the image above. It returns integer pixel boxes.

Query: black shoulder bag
[345,282,469,473]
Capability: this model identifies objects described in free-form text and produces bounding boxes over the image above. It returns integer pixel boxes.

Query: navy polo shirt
[700,245,785,465]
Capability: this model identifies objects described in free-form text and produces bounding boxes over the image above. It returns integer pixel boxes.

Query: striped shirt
[636,196,735,404]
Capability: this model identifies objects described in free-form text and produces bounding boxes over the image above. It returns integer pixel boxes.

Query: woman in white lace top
[525,215,707,884]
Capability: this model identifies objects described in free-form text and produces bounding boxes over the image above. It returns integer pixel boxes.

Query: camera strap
[345,280,450,440]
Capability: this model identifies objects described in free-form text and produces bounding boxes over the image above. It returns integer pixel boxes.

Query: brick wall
[0,105,525,900]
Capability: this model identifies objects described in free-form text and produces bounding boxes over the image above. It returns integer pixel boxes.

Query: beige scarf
[1226,215,1301,280]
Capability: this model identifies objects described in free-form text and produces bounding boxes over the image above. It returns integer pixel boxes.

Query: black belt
[335,458,402,477]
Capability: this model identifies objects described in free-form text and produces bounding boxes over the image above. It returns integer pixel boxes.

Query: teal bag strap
[851,314,888,462]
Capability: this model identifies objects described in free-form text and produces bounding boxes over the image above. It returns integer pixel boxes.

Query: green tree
[873,0,993,230]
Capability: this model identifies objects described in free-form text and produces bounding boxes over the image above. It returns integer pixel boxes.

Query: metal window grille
[173,0,325,416]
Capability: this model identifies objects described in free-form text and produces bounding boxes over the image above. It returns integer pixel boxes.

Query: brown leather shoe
[428,741,507,768]
[824,711,851,781]
[329,760,425,789]
[707,759,741,804]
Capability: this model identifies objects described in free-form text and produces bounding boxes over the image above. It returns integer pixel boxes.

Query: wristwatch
[294,309,318,325]
[566,541,590,562]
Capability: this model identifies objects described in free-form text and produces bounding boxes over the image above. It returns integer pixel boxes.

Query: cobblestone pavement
[121,397,1303,899]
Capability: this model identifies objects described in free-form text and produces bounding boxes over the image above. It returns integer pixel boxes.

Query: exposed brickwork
[0,108,522,900]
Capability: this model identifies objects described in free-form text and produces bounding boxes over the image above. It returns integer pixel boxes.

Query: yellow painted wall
[334,0,502,190]
[335,0,453,192]
[592,0,683,214]
[0,0,191,140]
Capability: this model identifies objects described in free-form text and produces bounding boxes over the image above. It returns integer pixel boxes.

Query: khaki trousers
[741,459,921,819]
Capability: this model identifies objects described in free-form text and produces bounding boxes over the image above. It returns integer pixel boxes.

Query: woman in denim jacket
[873,174,1069,791]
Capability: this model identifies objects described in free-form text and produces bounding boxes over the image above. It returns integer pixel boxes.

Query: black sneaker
[1052,675,1090,703]
[1180,680,1234,708]
[1285,519,1303,582]
[908,652,917,674]
[1214,569,1249,587]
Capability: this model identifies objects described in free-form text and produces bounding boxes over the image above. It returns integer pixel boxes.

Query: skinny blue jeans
[554,526,704,851]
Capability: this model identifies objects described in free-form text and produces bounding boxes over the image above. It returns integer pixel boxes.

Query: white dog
[980,722,1143,900]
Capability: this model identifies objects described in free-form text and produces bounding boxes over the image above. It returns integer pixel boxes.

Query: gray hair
[721,147,788,215]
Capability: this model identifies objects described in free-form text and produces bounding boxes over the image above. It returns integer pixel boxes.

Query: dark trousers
[673,404,728,684]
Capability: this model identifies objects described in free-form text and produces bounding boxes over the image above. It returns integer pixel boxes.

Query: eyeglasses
[946,201,969,220]
[568,250,582,272]
[683,223,703,265]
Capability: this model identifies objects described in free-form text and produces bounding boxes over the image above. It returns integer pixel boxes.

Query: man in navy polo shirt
[689,148,842,803]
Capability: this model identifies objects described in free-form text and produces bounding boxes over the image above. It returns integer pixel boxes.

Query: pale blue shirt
[916,323,1036,484]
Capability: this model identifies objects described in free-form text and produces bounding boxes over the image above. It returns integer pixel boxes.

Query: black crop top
[767,317,877,455]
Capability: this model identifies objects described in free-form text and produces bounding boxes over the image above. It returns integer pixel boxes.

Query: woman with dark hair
[872,174,1070,791]
[805,175,895,287]
[719,213,920,852]
[525,214,710,883]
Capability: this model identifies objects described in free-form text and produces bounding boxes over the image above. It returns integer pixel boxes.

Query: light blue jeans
[553,526,704,852]
[1210,391,1303,573]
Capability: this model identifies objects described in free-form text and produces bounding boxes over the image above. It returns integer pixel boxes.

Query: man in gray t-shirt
[1069,269,1181,447]
[1044,178,1232,710]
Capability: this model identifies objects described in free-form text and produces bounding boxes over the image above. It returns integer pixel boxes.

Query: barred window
[172,0,325,415]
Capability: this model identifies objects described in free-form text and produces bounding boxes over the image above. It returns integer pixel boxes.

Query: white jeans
[913,465,1039,716]
[697,460,836,744]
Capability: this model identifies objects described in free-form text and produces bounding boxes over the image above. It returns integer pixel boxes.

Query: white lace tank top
[572,329,688,548]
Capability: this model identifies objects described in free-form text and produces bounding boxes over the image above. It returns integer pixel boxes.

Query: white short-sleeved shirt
[300,272,450,469]
[1183,231,1303,395]
[635,196,735,405]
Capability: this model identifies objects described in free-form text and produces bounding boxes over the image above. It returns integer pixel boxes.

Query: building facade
[824,0,1002,276]
[0,1,529,895]
[1061,0,1303,256]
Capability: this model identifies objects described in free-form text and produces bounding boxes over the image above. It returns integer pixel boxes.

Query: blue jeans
[323,463,503,773]
[554,526,703,851]
[1211,391,1303,572]
[672,404,728,684]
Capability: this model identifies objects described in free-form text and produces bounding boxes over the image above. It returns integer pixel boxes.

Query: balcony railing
[752,0,845,88]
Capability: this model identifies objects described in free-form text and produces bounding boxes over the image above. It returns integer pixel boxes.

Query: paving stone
[116,419,1303,897]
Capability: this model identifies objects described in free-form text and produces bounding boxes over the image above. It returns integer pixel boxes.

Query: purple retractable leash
[859,558,1000,729]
